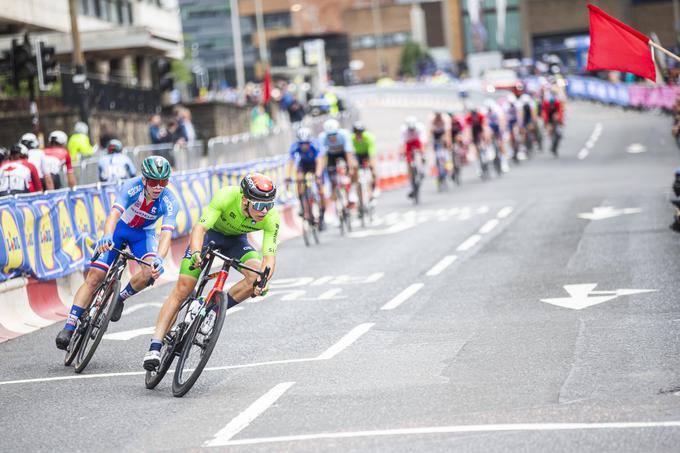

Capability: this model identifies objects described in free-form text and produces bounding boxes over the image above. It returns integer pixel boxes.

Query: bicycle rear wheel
[74,278,120,373]
[172,293,227,397]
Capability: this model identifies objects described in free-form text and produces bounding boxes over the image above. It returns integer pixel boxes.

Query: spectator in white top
[20,132,54,190]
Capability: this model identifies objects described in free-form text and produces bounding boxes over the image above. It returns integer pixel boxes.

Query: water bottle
[200,310,216,335]
[184,297,204,324]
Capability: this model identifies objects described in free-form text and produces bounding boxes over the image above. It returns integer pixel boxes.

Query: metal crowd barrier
[207,112,357,166]
[67,141,205,186]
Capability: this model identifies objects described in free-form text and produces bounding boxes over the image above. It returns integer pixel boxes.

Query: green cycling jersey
[352,131,376,157]
[198,186,280,256]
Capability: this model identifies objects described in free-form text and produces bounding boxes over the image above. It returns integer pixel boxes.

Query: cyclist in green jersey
[143,173,279,370]
[351,122,378,202]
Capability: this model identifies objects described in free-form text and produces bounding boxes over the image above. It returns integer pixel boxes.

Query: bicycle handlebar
[91,247,155,268]
[189,241,270,287]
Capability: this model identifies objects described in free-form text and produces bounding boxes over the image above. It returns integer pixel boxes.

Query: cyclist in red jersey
[0,144,43,195]
[400,116,427,198]
[43,130,77,189]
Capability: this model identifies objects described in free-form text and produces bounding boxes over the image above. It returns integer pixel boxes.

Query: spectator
[67,121,94,164]
[21,132,54,190]
[99,122,118,148]
[287,96,306,124]
[149,114,168,144]
[44,131,77,189]
[175,107,196,142]
[0,144,42,195]
[98,139,137,183]
[250,102,272,135]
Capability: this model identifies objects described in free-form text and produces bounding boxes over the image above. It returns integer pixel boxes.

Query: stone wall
[0,109,153,149]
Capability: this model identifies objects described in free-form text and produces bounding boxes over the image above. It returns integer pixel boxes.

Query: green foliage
[399,41,424,78]
[171,59,192,84]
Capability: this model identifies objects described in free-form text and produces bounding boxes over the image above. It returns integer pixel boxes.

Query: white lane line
[205,382,296,447]
[577,148,589,160]
[380,284,424,311]
[578,123,602,160]
[316,323,374,360]
[365,272,385,283]
[215,420,680,447]
[497,207,513,219]
[457,234,481,251]
[104,326,155,341]
[479,219,499,234]
[426,256,458,277]
[121,302,163,316]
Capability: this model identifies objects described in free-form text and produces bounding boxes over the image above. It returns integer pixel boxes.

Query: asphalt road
[1,86,680,452]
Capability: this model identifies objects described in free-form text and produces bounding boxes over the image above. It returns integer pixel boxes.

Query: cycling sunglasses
[250,201,275,212]
[146,178,169,187]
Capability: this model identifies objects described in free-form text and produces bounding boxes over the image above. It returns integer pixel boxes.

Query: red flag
[262,67,272,103]
[586,4,655,82]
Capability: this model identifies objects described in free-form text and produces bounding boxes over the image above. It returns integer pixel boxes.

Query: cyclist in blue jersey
[318,118,356,205]
[286,127,327,229]
[98,139,137,183]
[56,156,177,350]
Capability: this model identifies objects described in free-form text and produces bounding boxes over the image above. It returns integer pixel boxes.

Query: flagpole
[649,40,680,64]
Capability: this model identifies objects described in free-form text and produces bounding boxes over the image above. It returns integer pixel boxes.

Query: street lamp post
[371,0,387,76]
[229,0,245,91]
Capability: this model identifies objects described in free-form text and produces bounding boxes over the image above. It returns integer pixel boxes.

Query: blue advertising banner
[0,155,289,281]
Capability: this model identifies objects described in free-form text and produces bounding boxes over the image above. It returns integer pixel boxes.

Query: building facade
[0,0,184,88]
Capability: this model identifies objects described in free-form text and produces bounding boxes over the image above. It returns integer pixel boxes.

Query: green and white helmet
[141,155,171,180]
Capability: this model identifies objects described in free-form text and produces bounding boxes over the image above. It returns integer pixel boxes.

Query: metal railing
[67,141,205,186]
[207,112,358,166]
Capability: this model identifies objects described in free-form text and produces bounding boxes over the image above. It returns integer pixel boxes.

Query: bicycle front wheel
[172,293,227,397]
[74,278,120,373]
[64,320,86,366]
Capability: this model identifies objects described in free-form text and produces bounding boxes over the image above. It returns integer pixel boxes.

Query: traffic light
[36,41,58,90]
[10,37,35,89]
[156,58,174,92]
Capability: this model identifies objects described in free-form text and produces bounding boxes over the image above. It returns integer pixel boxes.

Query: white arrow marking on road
[577,206,642,220]
[626,143,647,154]
[577,148,589,160]
[540,284,656,310]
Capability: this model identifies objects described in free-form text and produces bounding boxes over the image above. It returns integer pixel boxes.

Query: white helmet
[323,118,339,135]
[74,121,89,135]
[48,130,68,147]
[20,133,39,149]
[405,116,418,129]
[297,127,313,142]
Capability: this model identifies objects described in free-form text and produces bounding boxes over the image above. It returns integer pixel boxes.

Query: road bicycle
[298,173,321,246]
[144,241,269,397]
[357,160,375,226]
[65,243,153,373]
[329,160,352,235]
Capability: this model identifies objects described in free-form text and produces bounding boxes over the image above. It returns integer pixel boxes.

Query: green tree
[399,41,424,78]
[171,59,193,84]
